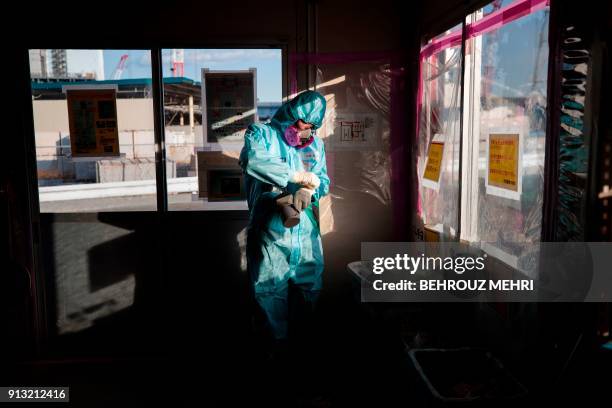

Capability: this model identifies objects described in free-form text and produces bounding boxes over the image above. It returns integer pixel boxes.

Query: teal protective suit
[239,91,330,340]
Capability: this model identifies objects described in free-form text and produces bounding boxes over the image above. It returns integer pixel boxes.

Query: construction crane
[111,54,129,80]
[171,49,184,77]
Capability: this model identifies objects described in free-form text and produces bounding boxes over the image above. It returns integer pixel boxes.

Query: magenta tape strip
[419,0,550,60]
[419,30,462,60]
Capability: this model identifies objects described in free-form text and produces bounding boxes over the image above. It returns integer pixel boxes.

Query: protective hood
[270,90,327,133]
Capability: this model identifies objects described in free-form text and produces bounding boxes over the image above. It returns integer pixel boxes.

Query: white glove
[293,187,315,211]
[290,171,320,189]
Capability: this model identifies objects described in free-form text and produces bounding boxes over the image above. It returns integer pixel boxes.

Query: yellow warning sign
[488,133,519,192]
[423,141,444,183]
[67,88,120,157]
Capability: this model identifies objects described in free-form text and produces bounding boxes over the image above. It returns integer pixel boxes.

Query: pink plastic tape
[420,30,463,61]
[419,0,550,60]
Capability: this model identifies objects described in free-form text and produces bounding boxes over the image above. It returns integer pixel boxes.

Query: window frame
[25,45,288,214]
[417,0,557,246]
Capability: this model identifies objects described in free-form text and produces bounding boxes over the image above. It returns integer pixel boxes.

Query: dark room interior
[1,0,611,406]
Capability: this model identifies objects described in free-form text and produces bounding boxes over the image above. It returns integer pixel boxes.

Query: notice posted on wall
[330,112,380,150]
[486,131,522,200]
[421,134,445,191]
[64,86,120,158]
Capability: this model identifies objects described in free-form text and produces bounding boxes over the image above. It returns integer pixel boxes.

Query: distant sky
[428,6,549,98]
[482,10,549,97]
[102,49,282,102]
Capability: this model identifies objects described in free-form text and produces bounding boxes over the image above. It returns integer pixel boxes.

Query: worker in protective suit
[239,90,330,344]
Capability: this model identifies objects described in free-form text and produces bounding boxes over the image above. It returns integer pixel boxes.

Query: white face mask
[298,128,312,140]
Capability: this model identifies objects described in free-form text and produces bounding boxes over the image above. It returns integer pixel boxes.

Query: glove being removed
[293,187,315,211]
[290,171,320,190]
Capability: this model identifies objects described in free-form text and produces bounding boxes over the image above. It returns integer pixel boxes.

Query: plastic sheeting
[340,64,391,205]
[287,52,405,239]
[416,26,463,239]
[416,1,551,275]
[309,59,394,206]
[469,4,549,274]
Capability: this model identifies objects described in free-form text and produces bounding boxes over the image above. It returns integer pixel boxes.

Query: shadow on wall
[40,212,163,356]
[39,209,250,358]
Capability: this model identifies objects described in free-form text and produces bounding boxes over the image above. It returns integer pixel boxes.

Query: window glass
[415,0,550,273]
[463,0,549,274]
[416,24,463,239]
[161,48,283,211]
[30,49,156,212]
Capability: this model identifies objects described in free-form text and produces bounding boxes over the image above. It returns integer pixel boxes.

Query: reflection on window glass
[30,49,156,212]
[161,48,282,211]
[416,24,463,239]
[463,0,549,274]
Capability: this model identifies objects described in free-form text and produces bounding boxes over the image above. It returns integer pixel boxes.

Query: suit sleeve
[311,141,330,201]
[240,124,294,188]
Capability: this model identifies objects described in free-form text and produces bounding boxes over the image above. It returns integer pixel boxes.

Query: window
[416,0,550,274]
[463,1,549,273]
[30,49,156,212]
[29,48,284,213]
[417,23,463,239]
[161,48,283,211]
